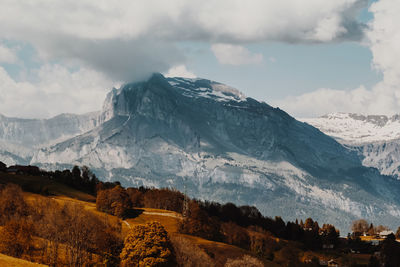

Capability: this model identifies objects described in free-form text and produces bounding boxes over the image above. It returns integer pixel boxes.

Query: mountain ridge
[2,74,400,232]
[302,113,400,179]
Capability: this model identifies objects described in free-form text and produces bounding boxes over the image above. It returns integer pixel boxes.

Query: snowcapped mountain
[19,73,400,233]
[302,113,400,179]
[0,112,101,165]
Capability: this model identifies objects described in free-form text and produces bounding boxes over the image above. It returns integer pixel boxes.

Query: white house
[379,230,394,238]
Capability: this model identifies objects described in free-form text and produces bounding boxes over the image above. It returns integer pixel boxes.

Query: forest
[1,162,400,266]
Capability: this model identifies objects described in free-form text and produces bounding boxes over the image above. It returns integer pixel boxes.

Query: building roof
[379,230,394,236]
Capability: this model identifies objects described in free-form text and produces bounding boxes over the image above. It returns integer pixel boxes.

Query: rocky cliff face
[0,111,101,165]
[26,74,400,232]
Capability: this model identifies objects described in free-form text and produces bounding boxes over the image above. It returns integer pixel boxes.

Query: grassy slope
[3,172,366,266]
[0,173,95,202]
[0,253,47,267]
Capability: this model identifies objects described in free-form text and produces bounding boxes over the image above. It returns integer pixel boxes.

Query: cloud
[0,0,366,80]
[275,0,400,118]
[368,0,400,89]
[0,44,17,64]
[211,44,263,65]
[164,65,196,78]
[0,0,368,118]
[0,65,114,118]
[273,86,372,118]
[34,37,184,82]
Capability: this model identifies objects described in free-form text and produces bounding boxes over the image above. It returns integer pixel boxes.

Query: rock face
[0,112,101,165]
[3,74,400,232]
[302,113,400,178]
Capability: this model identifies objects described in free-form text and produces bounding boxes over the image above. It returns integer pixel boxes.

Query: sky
[0,0,398,118]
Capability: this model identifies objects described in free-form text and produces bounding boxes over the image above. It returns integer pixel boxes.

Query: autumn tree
[179,201,222,241]
[143,189,184,212]
[0,219,34,257]
[320,224,340,246]
[351,219,369,236]
[221,222,250,249]
[127,187,144,207]
[33,198,122,266]
[0,183,28,224]
[375,225,390,233]
[96,185,130,217]
[395,227,400,239]
[170,235,212,267]
[120,221,174,267]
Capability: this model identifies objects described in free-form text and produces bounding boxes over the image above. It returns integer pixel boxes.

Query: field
[0,253,47,267]
[0,172,385,266]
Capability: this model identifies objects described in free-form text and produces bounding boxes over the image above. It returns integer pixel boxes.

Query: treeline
[95,185,339,256]
[96,186,184,218]
[0,161,115,195]
[180,200,340,252]
[0,183,123,266]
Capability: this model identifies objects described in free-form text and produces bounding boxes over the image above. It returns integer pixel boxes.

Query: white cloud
[274,86,371,118]
[368,0,400,89]
[164,65,196,78]
[276,0,400,118]
[0,0,366,81]
[0,0,368,118]
[0,0,366,43]
[211,44,263,65]
[0,65,114,118]
[0,44,17,63]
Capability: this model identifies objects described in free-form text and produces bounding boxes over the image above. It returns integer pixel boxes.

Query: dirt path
[123,220,131,228]
[142,211,183,220]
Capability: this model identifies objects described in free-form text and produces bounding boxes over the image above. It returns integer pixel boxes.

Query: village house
[379,230,394,239]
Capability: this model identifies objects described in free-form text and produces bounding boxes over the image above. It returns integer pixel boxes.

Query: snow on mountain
[27,74,400,232]
[301,113,400,144]
[0,111,102,165]
[302,113,400,178]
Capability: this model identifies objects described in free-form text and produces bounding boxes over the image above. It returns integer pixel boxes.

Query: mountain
[0,112,101,165]
[302,113,400,179]
[18,73,400,233]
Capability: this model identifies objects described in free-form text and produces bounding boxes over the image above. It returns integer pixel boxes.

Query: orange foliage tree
[120,221,174,267]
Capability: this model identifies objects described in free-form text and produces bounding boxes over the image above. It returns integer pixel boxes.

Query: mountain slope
[302,113,400,178]
[0,112,102,165]
[30,74,400,232]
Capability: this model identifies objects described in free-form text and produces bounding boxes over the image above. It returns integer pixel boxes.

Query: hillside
[0,253,47,267]
[1,169,398,266]
[0,171,273,266]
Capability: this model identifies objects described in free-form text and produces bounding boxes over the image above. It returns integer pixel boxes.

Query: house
[379,230,394,238]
